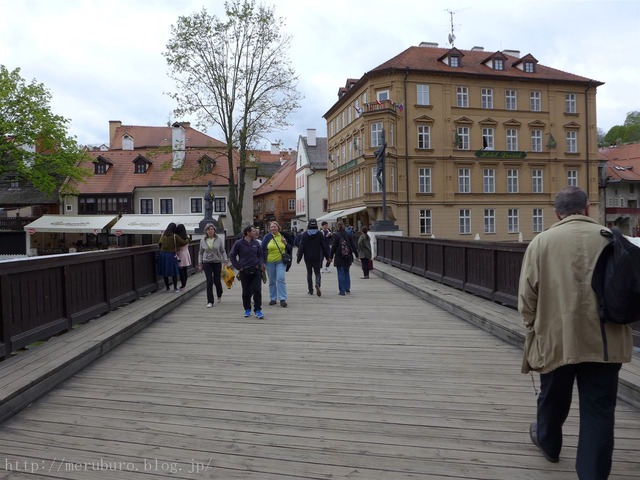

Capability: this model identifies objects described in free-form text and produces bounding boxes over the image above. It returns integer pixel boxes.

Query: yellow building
[323,43,602,240]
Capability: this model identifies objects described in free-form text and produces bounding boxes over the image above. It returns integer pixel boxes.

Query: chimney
[502,49,521,58]
[307,128,316,147]
[419,42,439,48]
[270,143,279,155]
[108,120,122,149]
[180,121,191,128]
[172,123,186,169]
[471,46,484,52]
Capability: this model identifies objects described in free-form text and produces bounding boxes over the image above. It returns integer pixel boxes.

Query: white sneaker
[206,303,213,308]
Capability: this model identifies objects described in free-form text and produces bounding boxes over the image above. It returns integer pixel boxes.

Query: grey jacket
[198,235,227,264]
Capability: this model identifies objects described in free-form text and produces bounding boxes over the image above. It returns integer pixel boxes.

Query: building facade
[323,44,602,240]
[294,128,328,230]
[600,144,640,236]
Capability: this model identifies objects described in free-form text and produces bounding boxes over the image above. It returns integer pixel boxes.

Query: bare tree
[164,0,302,234]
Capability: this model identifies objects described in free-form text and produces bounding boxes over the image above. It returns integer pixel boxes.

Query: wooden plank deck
[0,263,638,479]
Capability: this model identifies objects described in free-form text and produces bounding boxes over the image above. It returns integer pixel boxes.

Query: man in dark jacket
[229,225,265,319]
[296,218,330,296]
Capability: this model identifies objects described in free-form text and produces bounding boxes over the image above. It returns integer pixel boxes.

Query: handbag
[274,236,292,270]
[369,259,374,270]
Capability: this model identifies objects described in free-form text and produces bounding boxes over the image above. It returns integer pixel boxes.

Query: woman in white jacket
[198,223,228,308]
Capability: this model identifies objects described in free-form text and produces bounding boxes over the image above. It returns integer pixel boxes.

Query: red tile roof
[600,144,640,182]
[77,148,239,194]
[371,46,601,84]
[110,124,224,150]
[254,157,296,195]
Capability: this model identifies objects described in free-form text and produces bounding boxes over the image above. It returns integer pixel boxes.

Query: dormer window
[198,155,216,174]
[94,155,112,175]
[122,134,134,150]
[133,155,152,174]
[438,48,464,68]
[513,54,539,74]
[524,62,535,73]
[494,59,504,71]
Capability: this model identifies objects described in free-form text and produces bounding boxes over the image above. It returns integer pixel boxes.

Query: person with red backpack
[329,221,359,296]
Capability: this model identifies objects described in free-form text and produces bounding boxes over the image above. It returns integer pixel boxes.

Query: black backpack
[591,228,640,324]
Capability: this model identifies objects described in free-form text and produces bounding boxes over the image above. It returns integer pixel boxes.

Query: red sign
[27,228,36,235]
[114,230,123,237]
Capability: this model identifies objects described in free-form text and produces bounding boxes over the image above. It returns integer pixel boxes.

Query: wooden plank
[0,263,638,479]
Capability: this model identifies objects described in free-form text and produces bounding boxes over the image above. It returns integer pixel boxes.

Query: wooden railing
[375,235,639,347]
[0,241,200,361]
[376,235,528,308]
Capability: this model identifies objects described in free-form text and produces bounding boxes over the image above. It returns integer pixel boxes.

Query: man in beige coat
[518,186,632,479]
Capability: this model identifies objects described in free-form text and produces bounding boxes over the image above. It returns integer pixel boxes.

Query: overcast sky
[2,0,639,150]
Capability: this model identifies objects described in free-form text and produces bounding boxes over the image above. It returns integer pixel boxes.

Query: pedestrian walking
[329,221,359,296]
[197,223,228,307]
[261,221,290,307]
[518,186,633,479]
[321,221,333,273]
[296,218,330,297]
[175,224,191,290]
[229,225,264,319]
[157,222,189,293]
[357,226,372,279]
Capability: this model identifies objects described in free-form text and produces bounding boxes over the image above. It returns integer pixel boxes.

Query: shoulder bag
[274,236,292,270]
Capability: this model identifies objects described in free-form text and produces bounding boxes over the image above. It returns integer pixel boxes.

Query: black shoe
[280,300,288,307]
[346,290,350,294]
[529,422,559,463]
[308,290,314,295]
[269,300,277,305]
[316,284,321,297]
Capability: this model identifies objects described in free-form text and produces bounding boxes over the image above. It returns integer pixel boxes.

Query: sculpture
[204,180,214,219]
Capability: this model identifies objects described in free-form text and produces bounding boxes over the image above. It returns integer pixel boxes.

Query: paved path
[0,259,638,479]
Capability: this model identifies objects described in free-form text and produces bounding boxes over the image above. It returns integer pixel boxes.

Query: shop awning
[316,210,344,222]
[111,214,216,235]
[338,205,367,217]
[23,215,118,234]
[605,214,630,222]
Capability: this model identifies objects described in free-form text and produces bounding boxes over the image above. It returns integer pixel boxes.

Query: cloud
[1,0,639,149]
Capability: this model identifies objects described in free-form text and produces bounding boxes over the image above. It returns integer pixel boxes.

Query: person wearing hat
[296,218,330,296]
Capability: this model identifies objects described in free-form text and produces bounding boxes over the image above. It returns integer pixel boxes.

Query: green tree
[623,110,640,126]
[164,0,301,234]
[603,110,640,146]
[0,66,90,195]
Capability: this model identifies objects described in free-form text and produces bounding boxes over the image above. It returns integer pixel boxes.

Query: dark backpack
[338,235,351,258]
[591,228,640,325]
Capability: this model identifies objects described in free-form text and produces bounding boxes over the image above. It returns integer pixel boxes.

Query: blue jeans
[266,261,287,301]
[336,264,351,294]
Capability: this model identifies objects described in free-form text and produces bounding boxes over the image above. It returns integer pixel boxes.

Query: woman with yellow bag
[197,223,228,308]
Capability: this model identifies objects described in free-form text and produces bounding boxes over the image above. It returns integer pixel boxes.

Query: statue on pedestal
[204,180,214,220]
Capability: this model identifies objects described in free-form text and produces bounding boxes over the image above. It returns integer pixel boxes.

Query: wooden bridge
[0,258,638,479]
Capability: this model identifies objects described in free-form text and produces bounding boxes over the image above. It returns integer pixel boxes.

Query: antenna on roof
[446,9,461,47]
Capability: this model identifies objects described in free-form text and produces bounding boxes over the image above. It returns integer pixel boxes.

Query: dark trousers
[202,262,223,303]
[361,257,370,277]
[305,260,322,292]
[537,362,621,480]
[239,269,262,311]
[179,267,188,289]
[163,276,177,290]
